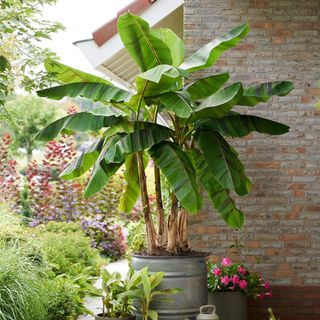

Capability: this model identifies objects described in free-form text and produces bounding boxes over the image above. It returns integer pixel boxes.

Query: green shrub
[126,220,147,253]
[36,220,83,234]
[0,210,103,319]
[35,222,104,277]
[41,277,82,320]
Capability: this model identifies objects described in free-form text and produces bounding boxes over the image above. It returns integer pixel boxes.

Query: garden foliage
[0,133,127,260]
[0,206,103,320]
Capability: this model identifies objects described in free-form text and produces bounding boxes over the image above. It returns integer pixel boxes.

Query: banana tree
[36,13,294,253]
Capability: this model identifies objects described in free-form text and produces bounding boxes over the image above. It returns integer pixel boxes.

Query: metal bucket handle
[200,305,216,314]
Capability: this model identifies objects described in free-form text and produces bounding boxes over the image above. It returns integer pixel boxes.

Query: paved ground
[78,259,129,320]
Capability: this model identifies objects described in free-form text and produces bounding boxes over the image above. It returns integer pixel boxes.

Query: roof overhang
[74,0,184,89]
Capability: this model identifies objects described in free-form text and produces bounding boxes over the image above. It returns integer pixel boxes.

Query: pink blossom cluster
[208,257,272,299]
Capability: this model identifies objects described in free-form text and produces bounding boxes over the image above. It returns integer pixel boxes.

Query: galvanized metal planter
[207,292,247,320]
[132,255,208,320]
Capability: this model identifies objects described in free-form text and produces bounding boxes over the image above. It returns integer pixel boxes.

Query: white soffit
[74,0,184,89]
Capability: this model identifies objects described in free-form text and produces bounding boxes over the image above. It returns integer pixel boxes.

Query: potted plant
[96,269,138,319]
[120,267,181,320]
[207,258,272,320]
[96,267,180,320]
[36,12,293,319]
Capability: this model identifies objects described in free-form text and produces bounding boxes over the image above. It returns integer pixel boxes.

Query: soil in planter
[136,246,209,257]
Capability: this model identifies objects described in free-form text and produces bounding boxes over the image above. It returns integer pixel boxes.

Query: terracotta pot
[95,314,135,320]
[207,292,247,320]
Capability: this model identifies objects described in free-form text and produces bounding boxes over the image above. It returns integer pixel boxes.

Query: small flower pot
[95,314,136,320]
[208,292,247,320]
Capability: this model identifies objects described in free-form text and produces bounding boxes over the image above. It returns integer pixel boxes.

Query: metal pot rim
[131,253,208,259]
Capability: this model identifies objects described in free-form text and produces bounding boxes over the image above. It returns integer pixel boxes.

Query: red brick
[301,95,313,103]
[294,190,305,197]
[255,162,280,168]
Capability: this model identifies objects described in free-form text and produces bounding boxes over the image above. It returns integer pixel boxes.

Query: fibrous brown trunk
[137,152,156,252]
[167,193,178,251]
[177,208,188,249]
[154,165,167,247]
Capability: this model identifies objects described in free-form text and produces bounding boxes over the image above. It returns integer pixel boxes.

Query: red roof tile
[92,0,157,47]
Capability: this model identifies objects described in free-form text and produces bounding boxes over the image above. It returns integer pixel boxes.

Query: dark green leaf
[180,23,249,72]
[194,82,243,119]
[37,82,130,102]
[0,55,10,72]
[195,114,290,137]
[118,13,172,72]
[194,129,251,196]
[35,108,123,141]
[185,73,230,101]
[157,92,193,118]
[129,65,186,111]
[84,136,123,197]
[237,81,294,106]
[60,139,104,180]
[149,141,202,214]
[105,124,172,163]
[119,153,149,213]
[195,150,244,228]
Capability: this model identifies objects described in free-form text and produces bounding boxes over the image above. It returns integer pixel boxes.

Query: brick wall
[184,1,320,319]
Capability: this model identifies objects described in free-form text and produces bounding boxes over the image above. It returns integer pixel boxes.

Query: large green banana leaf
[194,82,243,119]
[44,59,111,85]
[119,153,149,213]
[195,151,244,228]
[237,81,294,106]
[37,82,131,102]
[194,129,251,196]
[119,153,140,213]
[149,141,202,214]
[195,114,290,137]
[118,13,172,72]
[129,65,186,110]
[150,28,184,67]
[35,108,124,141]
[84,135,123,197]
[105,124,172,163]
[185,73,230,100]
[157,92,193,118]
[179,23,249,73]
[85,159,123,197]
[60,139,103,180]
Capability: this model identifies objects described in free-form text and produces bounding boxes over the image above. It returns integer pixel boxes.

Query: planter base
[208,292,247,320]
[132,255,208,320]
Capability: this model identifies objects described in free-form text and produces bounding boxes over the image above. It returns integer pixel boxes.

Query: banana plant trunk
[137,152,156,252]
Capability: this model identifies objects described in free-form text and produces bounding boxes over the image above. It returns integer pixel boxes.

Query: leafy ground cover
[0,206,104,320]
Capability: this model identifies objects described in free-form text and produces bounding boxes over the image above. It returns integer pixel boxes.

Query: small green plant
[99,268,141,318]
[121,268,182,320]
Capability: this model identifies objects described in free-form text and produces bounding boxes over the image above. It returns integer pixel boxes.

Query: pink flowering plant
[208,258,272,299]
